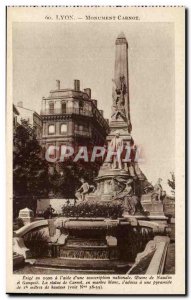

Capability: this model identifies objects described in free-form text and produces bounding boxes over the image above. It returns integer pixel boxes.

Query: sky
[13,21,175,194]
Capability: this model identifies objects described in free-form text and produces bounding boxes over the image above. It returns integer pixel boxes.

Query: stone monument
[87,33,166,220]
[18,207,34,225]
[87,33,147,204]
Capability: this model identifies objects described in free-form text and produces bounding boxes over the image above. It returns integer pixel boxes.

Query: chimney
[84,88,91,98]
[74,79,80,91]
[56,80,60,90]
[17,101,23,108]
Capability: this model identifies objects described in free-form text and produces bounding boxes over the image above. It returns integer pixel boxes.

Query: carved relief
[111,77,127,122]
[59,248,110,260]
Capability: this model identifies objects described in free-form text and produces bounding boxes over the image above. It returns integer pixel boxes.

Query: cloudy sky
[13,21,175,194]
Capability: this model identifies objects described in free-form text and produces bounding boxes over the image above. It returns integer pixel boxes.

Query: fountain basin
[51,218,121,262]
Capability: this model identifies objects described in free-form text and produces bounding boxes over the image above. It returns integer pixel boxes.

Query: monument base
[89,168,130,202]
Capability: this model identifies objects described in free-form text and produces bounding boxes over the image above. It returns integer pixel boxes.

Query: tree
[167,172,175,196]
[13,120,49,216]
[49,160,99,199]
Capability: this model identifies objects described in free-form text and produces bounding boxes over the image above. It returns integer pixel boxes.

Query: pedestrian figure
[44,204,55,219]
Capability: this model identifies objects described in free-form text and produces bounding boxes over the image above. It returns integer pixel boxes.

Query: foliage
[13,217,24,231]
[167,172,175,196]
[13,120,50,211]
[17,217,24,228]
[61,201,123,219]
[49,161,99,198]
[23,230,49,258]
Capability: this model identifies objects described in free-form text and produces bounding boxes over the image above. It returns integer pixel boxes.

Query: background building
[15,102,42,140]
[13,104,20,130]
[40,79,110,156]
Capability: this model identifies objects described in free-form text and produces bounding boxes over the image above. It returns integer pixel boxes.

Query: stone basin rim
[56,217,126,221]
[55,217,121,229]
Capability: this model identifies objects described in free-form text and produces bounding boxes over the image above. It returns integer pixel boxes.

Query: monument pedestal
[18,207,34,225]
[141,194,168,225]
[91,168,130,202]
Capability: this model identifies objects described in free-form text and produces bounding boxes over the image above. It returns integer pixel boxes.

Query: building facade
[40,80,110,158]
[15,102,42,140]
[13,104,20,130]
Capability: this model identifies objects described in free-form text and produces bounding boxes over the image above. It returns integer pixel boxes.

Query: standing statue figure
[152,178,166,202]
[109,131,124,169]
[43,204,55,219]
[75,178,95,202]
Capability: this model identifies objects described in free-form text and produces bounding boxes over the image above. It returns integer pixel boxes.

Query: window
[74,101,78,109]
[61,102,66,113]
[48,124,55,134]
[60,123,67,134]
[75,123,89,132]
[49,102,54,114]
[79,100,84,109]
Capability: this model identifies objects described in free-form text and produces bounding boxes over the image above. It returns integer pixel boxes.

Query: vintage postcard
[6,6,185,294]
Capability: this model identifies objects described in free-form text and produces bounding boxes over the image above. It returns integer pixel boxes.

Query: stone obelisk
[110,32,132,136]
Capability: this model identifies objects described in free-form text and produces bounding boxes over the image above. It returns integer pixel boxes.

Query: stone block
[13,253,24,269]
[18,207,34,225]
[146,236,170,274]
[106,235,117,246]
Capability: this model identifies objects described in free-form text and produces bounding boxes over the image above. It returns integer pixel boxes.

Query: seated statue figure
[75,178,95,202]
[113,178,139,215]
[151,178,166,202]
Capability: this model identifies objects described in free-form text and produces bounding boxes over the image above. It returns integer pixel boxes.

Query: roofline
[16,105,41,119]
[13,104,20,115]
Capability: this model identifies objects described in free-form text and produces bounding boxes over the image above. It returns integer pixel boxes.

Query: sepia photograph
[6,6,185,294]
